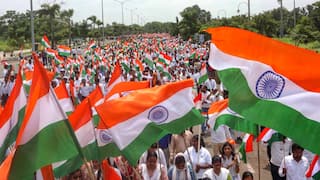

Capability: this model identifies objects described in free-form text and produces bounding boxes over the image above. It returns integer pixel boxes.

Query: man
[278,143,310,180]
[269,133,291,180]
[202,155,232,180]
[169,129,193,165]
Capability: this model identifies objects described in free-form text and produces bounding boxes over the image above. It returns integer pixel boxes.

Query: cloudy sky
[0,0,318,25]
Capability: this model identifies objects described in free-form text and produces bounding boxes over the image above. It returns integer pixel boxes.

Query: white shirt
[202,167,231,180]
[184,146,212,179]
[278,155,310,180]
[139,149,167,171]
[270,139,292,166]
[205,79,217,90]
[208,116,231,144]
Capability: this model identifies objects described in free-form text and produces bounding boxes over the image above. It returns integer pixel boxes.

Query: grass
[276,37,320,53]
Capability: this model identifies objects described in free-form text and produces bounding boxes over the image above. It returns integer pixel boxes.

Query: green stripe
[198,74,208,84]
[121,62,130,73]
[9,120,79,180]
[53,142,98,178]
[214,114,259,136]
[218,68,320,155]
[98,142,122,161]
[0,106,25,163]
[143,58,154,69]
[239,143,247,163]
[122,108,204,165]
[58,52,70,57]
[313,172,320,180]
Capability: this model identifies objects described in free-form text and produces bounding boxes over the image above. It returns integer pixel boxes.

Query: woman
[167,153,196,180]
[220,142,240,180]
[139,151,168,180]
[184,135,212,179]
[202,155,232,180]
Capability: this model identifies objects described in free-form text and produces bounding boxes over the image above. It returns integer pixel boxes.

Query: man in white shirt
[202,155,232,180]
[278,143,310,180]
[204,77,217,92]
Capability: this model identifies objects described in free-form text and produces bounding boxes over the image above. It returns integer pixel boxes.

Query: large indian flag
[0,70,26,163]
[206,27,320,155]
[96,79,204,165]
[8,53,80,179]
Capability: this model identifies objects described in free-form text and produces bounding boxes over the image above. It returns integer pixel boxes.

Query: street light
[113,0,131,24]
[30,0,35,51]
[217,9,227,19]
[129,8,137,25]
[237,1,250,20]
[101,0,105,39]
[279,0,284,37]
[293,0,296,27]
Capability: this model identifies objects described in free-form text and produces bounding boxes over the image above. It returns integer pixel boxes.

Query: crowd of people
[0,34,316,180]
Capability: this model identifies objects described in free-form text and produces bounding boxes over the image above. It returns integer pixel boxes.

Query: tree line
[0,1,319,51]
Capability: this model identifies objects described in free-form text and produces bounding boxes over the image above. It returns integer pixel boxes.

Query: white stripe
[19,91,66,145]
[109,87,194,150]
[261,129,277,142]
[95,129,114,147]
[312,159,320,176]
[106,76,122,94]
[0,87,27,146]
[242,133,250,142]
[75,120,95,148]
[209,43,320,122]
[59,98,74,113]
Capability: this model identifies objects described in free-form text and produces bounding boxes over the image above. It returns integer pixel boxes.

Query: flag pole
[257,128,261,180]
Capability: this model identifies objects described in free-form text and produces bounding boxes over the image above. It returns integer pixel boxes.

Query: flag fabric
[198,63,208,84]
[210,99,259,136]
[306,155,320,179]
[53,98,97,177]
[158,52,172,66]
[87,86,104,126]
[143,54,154,69]
[96,79,204,165]
[206,27,320,155]
[193,93,202,110]
[0,149,15,180]
[45,48,57,58]
[106,62,122,94]
[88,41,96,49]
[57,45,71,57]
[257,128,277,143]
[41,35,51,48]
[8,53,80,179]
[239,133,254,163]
[36,165,54,180]
[101,159,121,180]
[105,81,150,101]
[54,82,74,116]
[0,70,26,163]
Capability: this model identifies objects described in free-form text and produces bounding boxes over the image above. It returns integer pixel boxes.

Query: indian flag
[45,48,57,58]
[106,62,122,94]
[158,52,172,66]
[88,41,96,49]
[96,79,204,165]
[105,81,150,101]
[87,86,104,126]
[57,45,71,57]
[36,165,54,180]
[306,155,320,179]
[143,53,154,69]
[0,70,26,163]
[210,99,259,136]
[239,133,254,163]
[54,82,74,116]
[257,128,277,142]
[53,98,97,177]
[198,62,208,84]
[41,35,51,48]
[8,53,80,179]
[206,27,320,155]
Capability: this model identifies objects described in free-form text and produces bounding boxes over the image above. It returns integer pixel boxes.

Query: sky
[0,0,318,25]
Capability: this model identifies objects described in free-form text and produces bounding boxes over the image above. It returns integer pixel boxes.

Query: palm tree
[61,9,74,46]
[87,15,97,30]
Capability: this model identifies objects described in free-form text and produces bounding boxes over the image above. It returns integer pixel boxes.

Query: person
[202,155,232,180]
[159,134,172,168]
[242,171,253,180]
[220,142,240,180]
[184,135,212,179]
[138,151,168,180]
[114,155,134,179]
[140,143,168,172]
[66,169,83,180]
[167,153,196,180]
[278,143,310,180]
[169,130,193,165]
[269,133,291,180]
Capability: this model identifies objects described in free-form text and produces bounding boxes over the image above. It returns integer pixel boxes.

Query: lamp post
[248,0,251,20]
[30,0,35,51]
[130,8,137,25]
[279,0,284,37]
[113,0,131,24]
[101,0,105,39]
[293,0,296,27]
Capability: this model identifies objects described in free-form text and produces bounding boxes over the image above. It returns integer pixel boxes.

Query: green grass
[276,37,320,53]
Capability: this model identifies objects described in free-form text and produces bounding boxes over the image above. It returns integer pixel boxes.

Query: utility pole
[280,0,284,37]
[248,0,251,20]
[293,0,296,27]
[30,0,35,51]
[101,0,105,39]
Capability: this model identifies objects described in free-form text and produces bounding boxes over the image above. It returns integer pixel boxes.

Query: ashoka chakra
[255,71,285,99]
[148,105,169,124]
